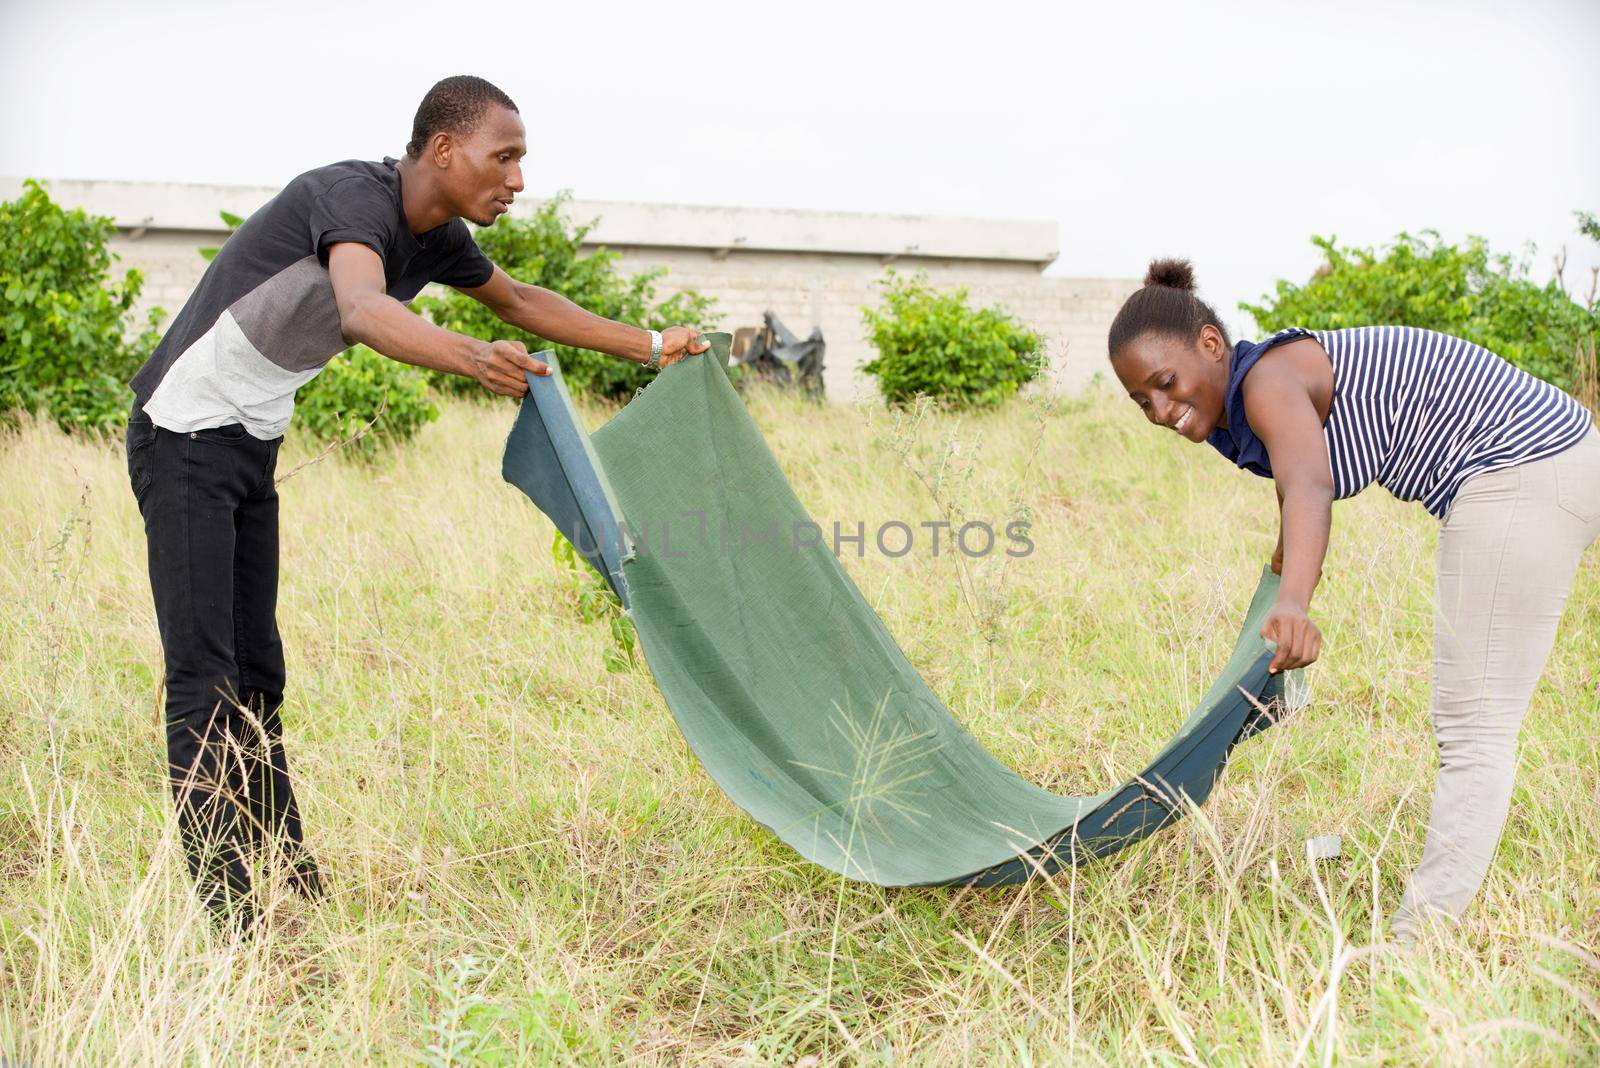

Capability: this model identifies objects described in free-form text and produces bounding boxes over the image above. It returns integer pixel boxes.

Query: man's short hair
[406,76,519,159]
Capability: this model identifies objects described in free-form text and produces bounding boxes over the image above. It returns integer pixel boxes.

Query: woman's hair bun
[1143,258,1197,292]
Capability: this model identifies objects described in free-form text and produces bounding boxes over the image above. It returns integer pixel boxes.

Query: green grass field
[2,384,1596,1065]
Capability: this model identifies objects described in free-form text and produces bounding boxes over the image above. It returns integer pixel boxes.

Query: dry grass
[1,384,1597,1065]
[1573,337,1598,416]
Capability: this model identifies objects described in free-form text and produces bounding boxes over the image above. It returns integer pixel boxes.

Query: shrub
[292,345,438,458]
[859,270,1043,408]
[0,180,164,431]
[417,192,716,400]
[1242,229,1600,390]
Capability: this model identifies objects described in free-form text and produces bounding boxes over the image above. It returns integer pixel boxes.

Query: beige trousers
[1392,425,1600,941]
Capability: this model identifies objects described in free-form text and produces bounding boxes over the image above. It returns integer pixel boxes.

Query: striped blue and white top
[1206,326,1596,518]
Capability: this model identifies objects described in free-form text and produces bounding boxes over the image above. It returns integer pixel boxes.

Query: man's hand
[656,327,711,370]
[470,339,550,396]
[1261,599,1321,673]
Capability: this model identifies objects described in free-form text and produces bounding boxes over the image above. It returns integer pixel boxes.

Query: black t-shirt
[130,157,494,438]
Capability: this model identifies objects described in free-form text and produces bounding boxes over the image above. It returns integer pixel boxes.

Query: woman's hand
[1261,599,1321,673]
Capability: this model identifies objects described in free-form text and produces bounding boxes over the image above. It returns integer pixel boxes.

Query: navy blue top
[1205,328,1312,479]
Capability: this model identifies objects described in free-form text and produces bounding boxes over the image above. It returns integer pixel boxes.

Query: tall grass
[1,385,1596,1064]
[1573,337,1598,416]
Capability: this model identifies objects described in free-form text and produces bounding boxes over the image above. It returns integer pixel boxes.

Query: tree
[1243,229,1600,390]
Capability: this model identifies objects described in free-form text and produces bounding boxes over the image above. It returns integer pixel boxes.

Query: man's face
[439,105,527,226]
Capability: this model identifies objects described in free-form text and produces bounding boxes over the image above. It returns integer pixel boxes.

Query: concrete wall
[613,246,1132,399]
[2,176,1137,402]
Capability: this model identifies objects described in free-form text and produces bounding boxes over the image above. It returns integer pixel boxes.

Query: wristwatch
[644,329,664,371]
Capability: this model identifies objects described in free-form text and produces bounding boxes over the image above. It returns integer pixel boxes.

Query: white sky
[3,0,1597,341]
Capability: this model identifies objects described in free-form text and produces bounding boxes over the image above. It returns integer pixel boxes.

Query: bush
[0,180,164,431]
[859,270,1043,408]
[292,345,438,458]
[1242,230,1600,390]
[417,192,716,400]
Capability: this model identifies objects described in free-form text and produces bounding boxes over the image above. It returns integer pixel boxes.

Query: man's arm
[327,243,548,396]
[460,266,708,367]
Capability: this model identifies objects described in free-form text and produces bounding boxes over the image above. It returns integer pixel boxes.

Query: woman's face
[1110,326,1232,443]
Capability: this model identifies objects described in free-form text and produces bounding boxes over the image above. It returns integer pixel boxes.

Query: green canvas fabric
[503,334,1294,886]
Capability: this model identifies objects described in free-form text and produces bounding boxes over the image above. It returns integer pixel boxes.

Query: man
[124,75,708,929]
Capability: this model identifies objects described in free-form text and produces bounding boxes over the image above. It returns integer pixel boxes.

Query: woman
[1107,259,1600,941]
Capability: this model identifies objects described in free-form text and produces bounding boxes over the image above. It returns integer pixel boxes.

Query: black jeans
[126,414,319,925]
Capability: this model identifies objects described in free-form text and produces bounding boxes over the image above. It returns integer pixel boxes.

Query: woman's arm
[1242,355,1334,672]
[1272,481,1285,575]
